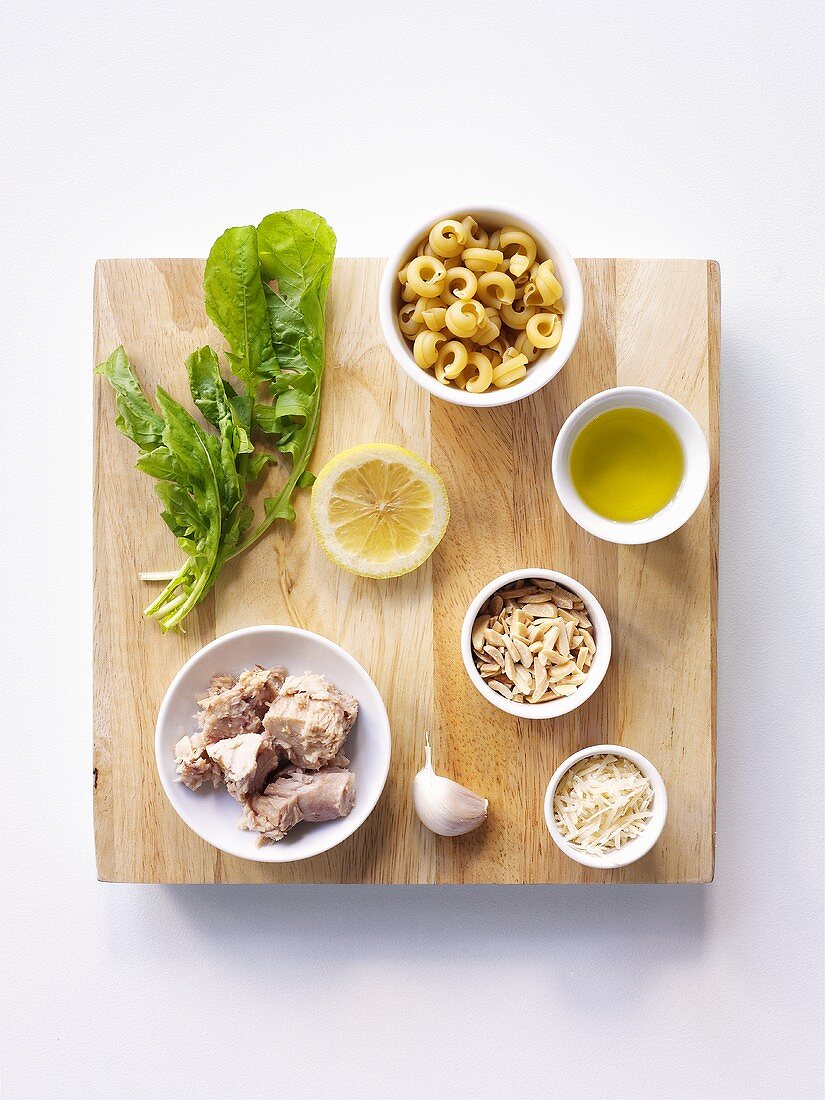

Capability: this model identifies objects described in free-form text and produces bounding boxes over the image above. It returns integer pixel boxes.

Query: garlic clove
[412,732,488,836]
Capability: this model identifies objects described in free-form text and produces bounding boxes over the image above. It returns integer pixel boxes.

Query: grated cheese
[553,754,654,854]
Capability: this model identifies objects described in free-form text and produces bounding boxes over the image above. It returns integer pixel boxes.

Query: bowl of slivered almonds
[461,569,611,719]
[379,206,583,407]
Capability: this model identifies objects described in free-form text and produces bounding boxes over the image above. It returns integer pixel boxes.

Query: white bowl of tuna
[544,745,667,869]
[155,626,391,863]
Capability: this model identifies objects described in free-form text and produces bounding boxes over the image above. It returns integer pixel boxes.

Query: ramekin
[378,205,583,408]
[544,744,668,869]
[460,568,611,720]
[551,386,710,544]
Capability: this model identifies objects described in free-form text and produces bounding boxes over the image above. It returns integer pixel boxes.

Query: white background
[1,2,823,1098]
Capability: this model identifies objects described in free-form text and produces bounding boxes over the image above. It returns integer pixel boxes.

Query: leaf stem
[143,561,191,617]
[226,395,321,559]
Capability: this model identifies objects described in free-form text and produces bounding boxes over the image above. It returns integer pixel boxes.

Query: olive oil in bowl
[569,408,684,522]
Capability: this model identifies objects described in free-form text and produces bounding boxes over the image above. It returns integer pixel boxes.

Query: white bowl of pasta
[379,206,583,407]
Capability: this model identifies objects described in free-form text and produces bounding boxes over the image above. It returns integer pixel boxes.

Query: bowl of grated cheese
[544,745,668,869]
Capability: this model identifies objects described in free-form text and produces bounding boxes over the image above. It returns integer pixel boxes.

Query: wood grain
[93,257,719,883]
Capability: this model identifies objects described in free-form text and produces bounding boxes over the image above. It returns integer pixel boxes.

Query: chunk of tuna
[173,734,222,789]
[198,666,286,744]
[205,674,236,696]
[275,766,356,821]
[239,767,355,844]
[239,786,303,844]
[206,733,282,801]
[175,666,286,791]
[262,671,358,770]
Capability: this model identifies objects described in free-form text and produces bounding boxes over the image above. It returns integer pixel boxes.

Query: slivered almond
[533,661,549,698]
[504,651,517,683]
[522,602,558,617]
[472,616,489,651]
[511,607,529,633]
[498,585,538,599]
[544,648,569,666]
[488,680,513,700]
[513,665,533,695]
[528,619,555,641]
[482,644,505,668]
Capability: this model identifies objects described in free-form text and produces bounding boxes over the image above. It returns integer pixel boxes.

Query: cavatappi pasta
[396,216,564,392]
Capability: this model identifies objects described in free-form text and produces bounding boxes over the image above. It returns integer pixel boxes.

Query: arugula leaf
[203,226,277,392]
[187,345,236,430]
[186,345,252,508]
[244,451,273,483]
[258,208,336,302]
[95,347,164,450]
[154,480,207,546]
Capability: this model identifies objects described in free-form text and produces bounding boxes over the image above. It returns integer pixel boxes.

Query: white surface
[552,387,711,543]
[1,1,822,1097]
[378,204,584,406]
[156,627,390,862]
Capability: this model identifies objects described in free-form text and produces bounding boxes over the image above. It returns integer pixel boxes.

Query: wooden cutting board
[93,257,719,884]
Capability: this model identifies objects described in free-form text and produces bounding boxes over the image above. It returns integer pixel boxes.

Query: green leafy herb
[96,209,336,631]
[204,209,336,534]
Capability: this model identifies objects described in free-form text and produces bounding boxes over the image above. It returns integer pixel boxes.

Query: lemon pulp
[311,444,449,578]
[569,408,684,522]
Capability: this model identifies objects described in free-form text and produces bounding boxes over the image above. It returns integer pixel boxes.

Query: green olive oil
[569,408,684,522]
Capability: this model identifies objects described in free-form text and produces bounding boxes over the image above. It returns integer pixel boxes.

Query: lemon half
[310,443,450,578]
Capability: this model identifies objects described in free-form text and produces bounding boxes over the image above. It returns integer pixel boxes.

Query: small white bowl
[551,386,710,544]
[379,205,584,408]
[544,744,668,869]
[460,568,611,719]
[155,626,391,863]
